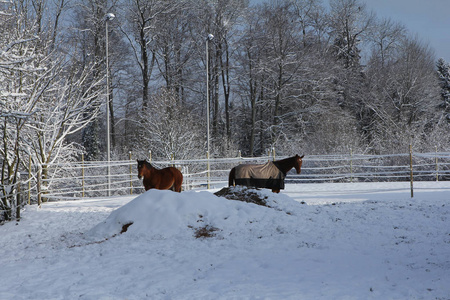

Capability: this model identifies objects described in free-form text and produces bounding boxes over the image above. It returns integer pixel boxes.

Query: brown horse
[229,154,304,193]
[137,160,183,192]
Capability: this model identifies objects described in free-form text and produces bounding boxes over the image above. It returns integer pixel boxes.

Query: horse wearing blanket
[228,154,304,193]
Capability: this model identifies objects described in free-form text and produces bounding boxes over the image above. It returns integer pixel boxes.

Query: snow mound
[87,188,302,241]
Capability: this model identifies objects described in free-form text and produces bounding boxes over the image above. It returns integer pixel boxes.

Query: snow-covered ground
[1,181,449,299]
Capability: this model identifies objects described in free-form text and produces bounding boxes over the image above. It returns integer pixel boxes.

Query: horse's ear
[299,155,304,159]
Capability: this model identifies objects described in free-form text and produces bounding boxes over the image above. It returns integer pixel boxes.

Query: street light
[105,12,115,197]
[206,34,213,189]
[206,34,214,157]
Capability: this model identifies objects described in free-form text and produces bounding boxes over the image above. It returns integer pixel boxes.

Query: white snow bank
[1,182,449,299]
[87,188,301,240]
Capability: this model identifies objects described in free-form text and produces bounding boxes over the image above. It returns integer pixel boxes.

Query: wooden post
[435,146,439,182]
[28,156,31,205]
[148,150,152,162]
[16,177,21,221]
[37,168,42,207]
[350,148,353,183]
[272,147,276,161]
[129,151,133,195]
[42,164,48,203]
[81,153,85,198]
[184,166,189,191]
[409,145,414,198]
[207,151,210,189]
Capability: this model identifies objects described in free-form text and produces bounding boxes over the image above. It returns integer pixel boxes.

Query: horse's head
[137,160,148,179]
[294,154,304,174]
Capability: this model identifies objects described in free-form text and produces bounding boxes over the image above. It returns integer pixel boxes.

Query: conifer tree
[436,58,450,123]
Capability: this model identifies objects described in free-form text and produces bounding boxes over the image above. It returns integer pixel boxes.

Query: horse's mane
[274,155,296,164]
[144,160,154,169]
[273,155,299,175]
[138,160,154,169]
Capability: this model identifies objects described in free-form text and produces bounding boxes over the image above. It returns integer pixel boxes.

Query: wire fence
[2,150,450,222]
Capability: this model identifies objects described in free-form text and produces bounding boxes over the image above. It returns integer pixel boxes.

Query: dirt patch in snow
[214,186,270,207]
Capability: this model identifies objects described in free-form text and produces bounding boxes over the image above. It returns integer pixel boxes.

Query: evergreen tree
[436,58,450,122]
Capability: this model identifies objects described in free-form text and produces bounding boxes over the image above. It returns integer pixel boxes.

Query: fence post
[207,151,210,189]
[16,177,21,221]
[272,147,276,161]
[81,153,85,198]
[350,148,353,183]
[129,151,133,195]
[28,156,31,205]
[409,145,414,198]
[435,146,439,182]
[37,168,42,207]
[148,150,152,162]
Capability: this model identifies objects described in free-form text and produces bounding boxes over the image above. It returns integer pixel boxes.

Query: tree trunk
[220,39,231,144]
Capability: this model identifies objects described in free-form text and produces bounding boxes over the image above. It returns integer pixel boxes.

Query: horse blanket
[234,161,285,190]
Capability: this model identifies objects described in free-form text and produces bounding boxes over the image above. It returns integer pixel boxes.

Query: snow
[1,181,449,299]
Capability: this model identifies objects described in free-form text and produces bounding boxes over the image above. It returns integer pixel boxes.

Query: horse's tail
[229,167,236,187]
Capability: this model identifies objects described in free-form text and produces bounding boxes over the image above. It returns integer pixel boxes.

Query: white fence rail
[2,151,450,220]
[35,151,450,200]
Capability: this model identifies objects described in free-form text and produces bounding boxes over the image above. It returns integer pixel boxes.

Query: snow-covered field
[1,181,449,300]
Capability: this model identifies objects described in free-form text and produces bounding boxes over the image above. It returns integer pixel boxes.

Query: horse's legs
[173,171,183,192]
[229,168,236,187]
[167,178,178,192]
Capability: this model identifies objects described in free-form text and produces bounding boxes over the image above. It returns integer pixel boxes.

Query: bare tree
[328,0,375,68]
[366,36,441,153]
[120,0,173,109]
[186,0,248,155]
[138,88,203,160]
[257,1,298,146]
[234,5,266,156]
[292,0,326,47]
[68,0,120,158]
[368,18,406,68]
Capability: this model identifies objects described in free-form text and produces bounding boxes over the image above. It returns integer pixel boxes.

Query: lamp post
[206,34,213,189]
[105,12,114,197]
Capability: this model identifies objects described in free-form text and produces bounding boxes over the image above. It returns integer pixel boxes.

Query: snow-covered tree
[68,0,115,160]
[328,0,374,69]
[436,58,450,123]
[26,59,104,191]
[138,88,204,160]
[368,18,406,69]
[0,0,44,220]
[366,36,441,153]
[0,0,104,221]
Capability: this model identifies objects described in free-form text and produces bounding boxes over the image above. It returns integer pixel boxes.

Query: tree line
[2,0,450,218]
